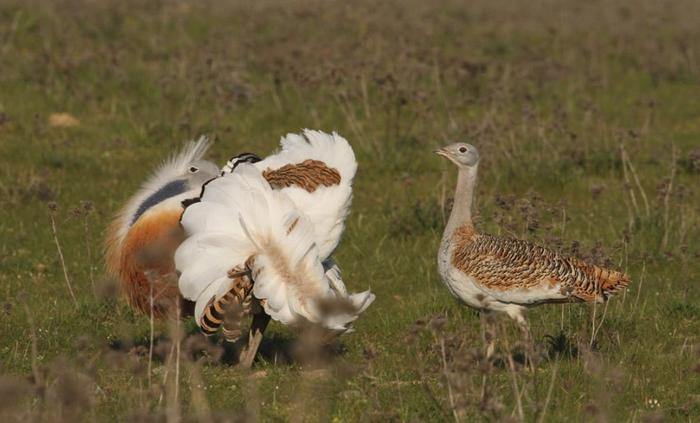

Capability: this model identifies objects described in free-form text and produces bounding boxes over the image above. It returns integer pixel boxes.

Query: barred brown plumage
[436,142,630,350]
[451,225,630,304]
[199,261,257,341]
[262,159,341,192]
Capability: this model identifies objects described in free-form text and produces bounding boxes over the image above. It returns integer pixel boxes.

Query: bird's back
[449,225,630,306]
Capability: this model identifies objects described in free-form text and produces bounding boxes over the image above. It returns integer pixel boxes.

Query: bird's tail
[178,164,346,329]
[234,166,375,328]
[573,262,630,303]
[245,213,329,325]
[319,259,375,334]
[598,268,630,299]
[229,165,330,324]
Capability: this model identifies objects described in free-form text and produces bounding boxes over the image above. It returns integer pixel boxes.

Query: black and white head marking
[221,152,262,175]
[132,179,188,225]
[130,159,219,227]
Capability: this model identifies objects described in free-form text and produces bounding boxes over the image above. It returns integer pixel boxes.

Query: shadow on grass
[544,331,580,359]
[108,328,349,368]
[220,332,349,366]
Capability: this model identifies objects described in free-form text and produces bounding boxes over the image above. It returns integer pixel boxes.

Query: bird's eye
[189,166,199,173]
[459,147,467,153]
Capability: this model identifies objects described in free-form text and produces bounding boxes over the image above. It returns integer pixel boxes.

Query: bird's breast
[437,238,487,309]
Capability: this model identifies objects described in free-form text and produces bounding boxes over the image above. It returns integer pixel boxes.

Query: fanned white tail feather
[176,164,362,328]
[320,259,376,333]
[253,130,357,260]
[246,212,328,325]
[176,132,373,333]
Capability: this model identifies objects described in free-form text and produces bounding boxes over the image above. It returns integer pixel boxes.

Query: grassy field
[1,0,699,421]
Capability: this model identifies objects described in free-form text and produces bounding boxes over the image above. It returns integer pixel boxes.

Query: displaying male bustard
[104,138,223,317]
[436,143,630,346]
[175,130,374,366]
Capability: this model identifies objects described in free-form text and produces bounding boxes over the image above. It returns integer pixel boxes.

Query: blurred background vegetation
[0,0,699,421]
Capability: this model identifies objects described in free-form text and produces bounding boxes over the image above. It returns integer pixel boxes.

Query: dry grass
[0,0,699,421]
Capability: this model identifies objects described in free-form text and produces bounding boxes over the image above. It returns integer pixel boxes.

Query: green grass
[1,0,699,421]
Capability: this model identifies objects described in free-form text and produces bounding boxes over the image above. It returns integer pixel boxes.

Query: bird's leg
[480,311,496,360]
[234,256,271,369]
[238,311,271,368]
[479,310,496,407]
[514,313,536,372]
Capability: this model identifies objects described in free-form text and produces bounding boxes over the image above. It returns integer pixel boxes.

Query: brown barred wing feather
[451,230,629,305]
[262,159,341,193]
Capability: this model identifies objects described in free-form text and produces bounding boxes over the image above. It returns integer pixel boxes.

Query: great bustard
[175,130,374,366]
[104,138,222,317]
[436,143,630,349]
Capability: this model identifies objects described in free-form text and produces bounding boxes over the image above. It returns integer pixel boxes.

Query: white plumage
[230,129,357,260]
[321,259,376,332]
[175,130,373,340]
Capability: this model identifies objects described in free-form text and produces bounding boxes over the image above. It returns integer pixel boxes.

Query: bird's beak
[434,148,449,158]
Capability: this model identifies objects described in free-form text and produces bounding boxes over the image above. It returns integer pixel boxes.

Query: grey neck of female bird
[444,164,478,238]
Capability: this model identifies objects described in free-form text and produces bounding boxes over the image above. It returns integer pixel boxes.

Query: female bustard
[436,143,630,340]
[175,130,374,366]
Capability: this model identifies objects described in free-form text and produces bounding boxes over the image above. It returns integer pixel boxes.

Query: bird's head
[434,143,480,168]
[186,159,220,186]
[221,152,262,175]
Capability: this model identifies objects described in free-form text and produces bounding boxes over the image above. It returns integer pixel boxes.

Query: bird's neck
[444,165,478,239]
